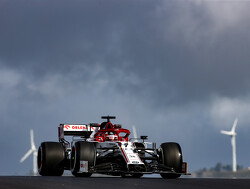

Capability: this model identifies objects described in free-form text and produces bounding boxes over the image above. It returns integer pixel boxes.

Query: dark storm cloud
[1,0,250,108]
[0,1,155,72]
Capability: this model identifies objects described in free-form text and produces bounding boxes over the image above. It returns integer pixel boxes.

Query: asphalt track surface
[1,176,250,189]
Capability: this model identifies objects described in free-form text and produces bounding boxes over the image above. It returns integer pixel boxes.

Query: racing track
[0,176,250,189]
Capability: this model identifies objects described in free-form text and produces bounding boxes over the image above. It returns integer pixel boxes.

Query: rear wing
[58,123,99,140]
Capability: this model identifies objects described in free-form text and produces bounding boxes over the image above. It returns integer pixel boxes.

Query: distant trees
[209,162,243,172]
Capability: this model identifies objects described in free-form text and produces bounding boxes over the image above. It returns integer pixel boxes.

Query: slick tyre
[158,142,183,179]
[37,142,65,176]
[71,141,96,177]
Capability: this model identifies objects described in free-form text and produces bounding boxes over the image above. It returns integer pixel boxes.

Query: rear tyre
[158,142,183,179]
[71,141,96,177]
[37,142,65,176]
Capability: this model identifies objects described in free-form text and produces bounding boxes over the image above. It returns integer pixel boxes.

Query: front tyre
[158,142,183,179]
[71,141,96,177]
[37,142,65,176]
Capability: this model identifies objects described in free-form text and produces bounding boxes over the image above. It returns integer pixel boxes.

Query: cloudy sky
[1,0,250,175]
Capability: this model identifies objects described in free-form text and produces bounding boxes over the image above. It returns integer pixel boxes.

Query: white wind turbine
[220,118,238,172]
[20,129,38,175]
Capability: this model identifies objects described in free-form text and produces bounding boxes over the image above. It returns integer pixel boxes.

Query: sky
[1,0,250,175]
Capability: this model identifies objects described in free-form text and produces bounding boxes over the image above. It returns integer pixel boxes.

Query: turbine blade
[20,149,33,163]
[30,129,34,146]
[231,118,238,133]
[220,130,232,135]
[30,129,36,151]
[132,125,138,142]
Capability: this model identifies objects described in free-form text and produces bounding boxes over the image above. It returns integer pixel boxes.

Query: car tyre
[158,142,183,179]
[37,142,65,176]
[71,141,96,177]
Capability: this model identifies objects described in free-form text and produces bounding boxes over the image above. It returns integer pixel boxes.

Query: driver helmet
[106,132,118,141]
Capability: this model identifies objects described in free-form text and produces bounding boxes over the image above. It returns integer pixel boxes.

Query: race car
[37,116,189,178]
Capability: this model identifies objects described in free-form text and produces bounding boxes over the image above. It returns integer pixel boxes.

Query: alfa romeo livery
[37,116,189,178]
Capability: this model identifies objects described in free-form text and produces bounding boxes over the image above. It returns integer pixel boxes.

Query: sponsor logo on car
[64,125,87,130]
[64,125,70,129]
[132,161,139,164]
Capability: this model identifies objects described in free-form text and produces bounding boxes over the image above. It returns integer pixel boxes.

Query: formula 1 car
[37,116,189,178]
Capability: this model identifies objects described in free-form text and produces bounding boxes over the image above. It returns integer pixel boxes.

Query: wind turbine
[20,129,38,175]
[220,118,238,172]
